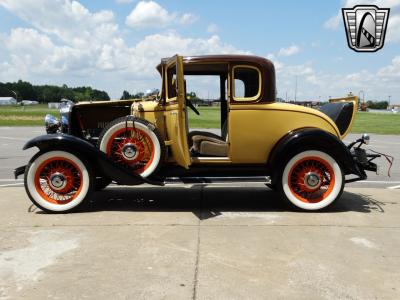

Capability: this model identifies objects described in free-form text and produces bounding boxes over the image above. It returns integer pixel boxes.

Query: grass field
[0,104,57,126]
[1,104,400,134]
[351,112,400,134]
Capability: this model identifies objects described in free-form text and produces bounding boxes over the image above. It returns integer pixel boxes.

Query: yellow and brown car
[16,55,380,213]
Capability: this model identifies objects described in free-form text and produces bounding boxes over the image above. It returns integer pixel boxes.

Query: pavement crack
[192,220,201,300]
[192,186,204,300]
[2,224,400,229]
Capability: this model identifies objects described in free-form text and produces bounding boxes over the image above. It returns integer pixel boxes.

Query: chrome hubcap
[49,172,67,191]
[121,143,138,161]
[304,172,321,189]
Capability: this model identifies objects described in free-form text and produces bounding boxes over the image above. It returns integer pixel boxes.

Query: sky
[0,0,399,103]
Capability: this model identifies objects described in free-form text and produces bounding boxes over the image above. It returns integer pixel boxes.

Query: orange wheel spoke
[34,157,83,205]
[288,156,335,204]
[105,127,155,175]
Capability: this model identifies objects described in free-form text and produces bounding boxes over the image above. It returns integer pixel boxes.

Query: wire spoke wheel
[288,157,335,203]
[34,157,83,204]
[106,127,155,174]
[25,150,93,213]
[98,117,164,178]
[281,150,344,211]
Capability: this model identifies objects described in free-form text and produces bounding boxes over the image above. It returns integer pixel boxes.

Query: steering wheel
[186,99,200,115]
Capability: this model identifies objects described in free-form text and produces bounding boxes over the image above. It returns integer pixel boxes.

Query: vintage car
[15,55,380,213]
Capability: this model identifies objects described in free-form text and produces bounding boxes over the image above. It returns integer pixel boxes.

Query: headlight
[60,99,74,114]
[59,99,74,133]
[45,114,60,134]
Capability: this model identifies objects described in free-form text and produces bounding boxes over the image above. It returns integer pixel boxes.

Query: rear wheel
[24,150,94,213]
[98,117,164,178]
[279,150,344,211]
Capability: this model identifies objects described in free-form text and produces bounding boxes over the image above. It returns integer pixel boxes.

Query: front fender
[268,128,362,179]
[23,134,157,186]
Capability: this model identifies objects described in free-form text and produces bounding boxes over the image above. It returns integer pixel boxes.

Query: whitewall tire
[98,117,163,178]
[280,150,344,211]
[24,150,93,213]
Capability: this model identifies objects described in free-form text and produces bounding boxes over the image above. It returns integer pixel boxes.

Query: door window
[166,65,177,101]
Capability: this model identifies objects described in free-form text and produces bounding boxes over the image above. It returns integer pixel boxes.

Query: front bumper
[14,165,26,179]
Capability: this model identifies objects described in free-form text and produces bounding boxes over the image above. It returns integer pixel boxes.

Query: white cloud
[207,23,219,34]
[179,13,198,25]
[125,1,197,29]
[0,0,247,98]
[278,45,300,57]
[378,55,400,77]
[275,57,400,102]
[1,0,398,102]
[0,0,117,47]
[126,1,172,28]
[324,14,341,30]
[387,13,400,42]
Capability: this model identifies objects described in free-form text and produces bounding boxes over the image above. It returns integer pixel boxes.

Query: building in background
[0,97,17,105]
[21,100,39,105]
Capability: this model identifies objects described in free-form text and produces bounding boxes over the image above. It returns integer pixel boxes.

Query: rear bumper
[345,148,380,183]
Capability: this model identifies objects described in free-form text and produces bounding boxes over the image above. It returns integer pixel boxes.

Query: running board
[163,176,271,185]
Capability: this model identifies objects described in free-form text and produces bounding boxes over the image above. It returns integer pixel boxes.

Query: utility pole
[285,91,288,102]
[294,76,298,103]
[358,90,365,109]
[388,95,391,108]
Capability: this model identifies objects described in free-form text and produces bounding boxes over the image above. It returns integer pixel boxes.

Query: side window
[234,79,245,98]
[167,65,177,100]
[232,66,261,101]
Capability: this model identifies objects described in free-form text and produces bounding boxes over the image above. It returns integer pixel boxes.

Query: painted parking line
[0,179,23,187]
[0,136,27,141]
[0,179,23,182]
[0,183,24,187]
[387,185,400,190]
[353,180,400,184]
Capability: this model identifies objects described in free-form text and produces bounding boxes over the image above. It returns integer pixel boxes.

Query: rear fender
[268,128,362,184]
[319,95,358,138]
[23,134,156,186]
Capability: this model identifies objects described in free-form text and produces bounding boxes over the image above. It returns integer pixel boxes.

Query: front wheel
[24,150,94,213]
[279,150,344,211]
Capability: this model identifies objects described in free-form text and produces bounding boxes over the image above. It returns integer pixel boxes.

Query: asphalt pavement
[0,126,399,189]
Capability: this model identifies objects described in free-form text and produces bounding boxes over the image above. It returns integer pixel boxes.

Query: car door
[164,55,191,168]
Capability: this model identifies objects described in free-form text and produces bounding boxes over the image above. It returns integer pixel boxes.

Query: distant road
[0,127,399,189]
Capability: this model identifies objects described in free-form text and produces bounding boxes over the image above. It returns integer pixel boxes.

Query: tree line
[120,90,203,102]
[366,101,389,109]
[0,80,110,103]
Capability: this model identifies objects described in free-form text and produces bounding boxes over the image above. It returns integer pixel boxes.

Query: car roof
[156,54,274,73]
[156,54,276,103]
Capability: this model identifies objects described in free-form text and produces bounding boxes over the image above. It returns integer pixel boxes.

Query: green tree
[120,90,132,100]
[367,101,389,109]
[0,81,110,103]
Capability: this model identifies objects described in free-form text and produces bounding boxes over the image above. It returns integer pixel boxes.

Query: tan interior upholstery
[191,134,228,157]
